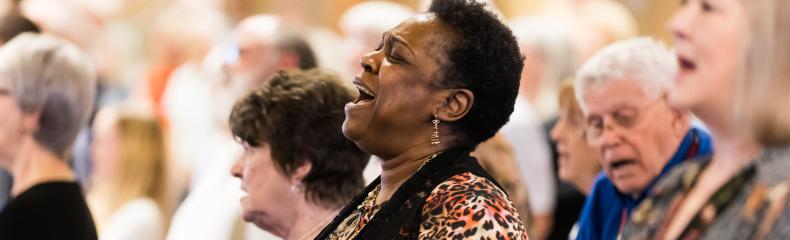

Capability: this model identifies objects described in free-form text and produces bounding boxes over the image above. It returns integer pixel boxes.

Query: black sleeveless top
[0,181,97,240]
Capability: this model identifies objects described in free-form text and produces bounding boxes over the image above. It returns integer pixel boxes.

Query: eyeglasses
[583,101,663,141]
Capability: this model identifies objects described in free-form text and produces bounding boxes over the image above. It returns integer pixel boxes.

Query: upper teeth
[355,83,374,97]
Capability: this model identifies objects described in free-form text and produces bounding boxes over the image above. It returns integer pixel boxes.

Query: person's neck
[695,107,761,175]
[377,143,447,204]
[518,88,537,105]
[10,138,75,196]
[574,171,599,196]
[285,200,338,240]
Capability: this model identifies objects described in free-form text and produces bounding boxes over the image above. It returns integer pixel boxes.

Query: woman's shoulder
[624,157,710,238]
[0,181,97,239]
[3,181,89,217]
[755,144,790,184]
[650,156,711,198]
[706,144,790,239]
[419,172,528,239]
[102,198,164,240]
[109,198,163,224]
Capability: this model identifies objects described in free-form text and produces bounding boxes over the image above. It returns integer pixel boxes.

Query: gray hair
[0,33,97,158]
[510,17,578,117]
[574,37,677,113]
[339,1,414,35]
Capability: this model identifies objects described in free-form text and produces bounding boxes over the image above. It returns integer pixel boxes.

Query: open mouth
[353,78,376,104]
[678,56,697,73]
[609,158,637,170]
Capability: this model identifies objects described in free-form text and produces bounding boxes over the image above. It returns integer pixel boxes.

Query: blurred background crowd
[0,0,752,239]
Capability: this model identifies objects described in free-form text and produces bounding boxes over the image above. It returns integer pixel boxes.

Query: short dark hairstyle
[276,34,318,70]
[428,0,524,147]
[229,69,370,208]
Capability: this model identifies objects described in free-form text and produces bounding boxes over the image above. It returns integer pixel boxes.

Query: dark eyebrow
[387,33,415,57]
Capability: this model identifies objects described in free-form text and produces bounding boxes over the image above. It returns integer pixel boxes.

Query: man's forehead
[584,81,652,112]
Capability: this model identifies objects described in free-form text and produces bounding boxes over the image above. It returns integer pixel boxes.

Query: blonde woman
[89,108,169,240]
[623,0,790,239]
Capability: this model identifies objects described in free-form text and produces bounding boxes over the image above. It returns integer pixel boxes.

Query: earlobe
[21,111,40,135]
[437,89,474,122]
[291,160,313,183]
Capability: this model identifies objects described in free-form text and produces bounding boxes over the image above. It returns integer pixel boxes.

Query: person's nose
[597,119,623,150]
[360,49,382,75]
[550,119,565,142]
[230,156,243,179]
[668,2,694,44]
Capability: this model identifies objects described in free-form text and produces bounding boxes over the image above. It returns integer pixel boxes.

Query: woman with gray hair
[0,33,98,239]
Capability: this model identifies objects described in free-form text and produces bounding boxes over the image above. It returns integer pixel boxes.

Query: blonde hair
[116,114,168,208]
[95,111,169,221]
[735,0,790,146]
[558,84,584,127]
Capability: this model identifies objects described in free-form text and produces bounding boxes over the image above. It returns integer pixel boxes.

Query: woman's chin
[667,86,699,110]
[341,121,362,141]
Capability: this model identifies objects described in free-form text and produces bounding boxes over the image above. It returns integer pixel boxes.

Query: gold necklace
[330,152,442,240]
[362,152,440,209]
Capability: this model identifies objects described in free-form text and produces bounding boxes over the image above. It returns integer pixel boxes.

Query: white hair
[339,1,414,35]
[574,37,677,112]
[0,33,97,158]
[510,16,578,117]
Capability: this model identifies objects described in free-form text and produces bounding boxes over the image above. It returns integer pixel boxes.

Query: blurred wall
[238,0,679,43]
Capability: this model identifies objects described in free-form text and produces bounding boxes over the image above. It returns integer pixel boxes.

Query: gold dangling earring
[431,113,440,145]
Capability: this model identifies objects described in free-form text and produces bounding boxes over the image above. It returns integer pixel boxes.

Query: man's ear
[437,89,474,122]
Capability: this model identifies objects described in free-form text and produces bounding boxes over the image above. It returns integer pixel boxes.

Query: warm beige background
[229,0,680,42]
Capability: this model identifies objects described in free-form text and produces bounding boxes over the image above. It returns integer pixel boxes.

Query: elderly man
[573,38,713,240]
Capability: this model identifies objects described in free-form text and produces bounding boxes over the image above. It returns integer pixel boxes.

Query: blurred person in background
[472,134,533,237]
[166,14,317,240]
[0,33,97,239]
[315,0,528,238]
[550,84,602,239]
[88,108,169,240]
[229,69,370,240]
[624,0,790,239]
[146,2,227,125]
[552,84,601,196]
[337,0,415,184]
[154,2,229,190]
[574,38,712,240]
[338,1,414,82]
[0,1,40,211]
[505,17,578,240]
[543,0,638,65]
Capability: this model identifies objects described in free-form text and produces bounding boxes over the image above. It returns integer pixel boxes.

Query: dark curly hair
[428,0,524,147]
[229,69,370,209]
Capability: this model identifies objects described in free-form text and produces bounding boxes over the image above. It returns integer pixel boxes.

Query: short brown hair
[229,69,370,208]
